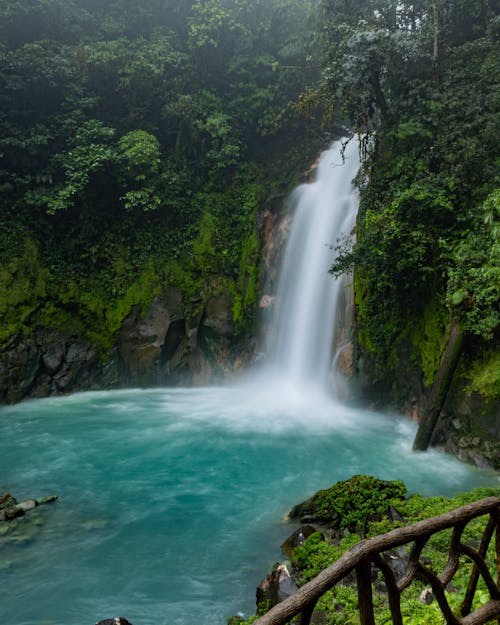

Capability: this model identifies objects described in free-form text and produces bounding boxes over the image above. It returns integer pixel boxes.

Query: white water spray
[267,138,360,393]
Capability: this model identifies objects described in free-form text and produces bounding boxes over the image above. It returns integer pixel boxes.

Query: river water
[0,386,497,625]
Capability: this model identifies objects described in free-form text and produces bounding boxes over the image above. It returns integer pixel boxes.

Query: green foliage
[446,190,500,340]
[193,210,219,274]
[465,350,500,400]
[326,2,500,388]
[410,298,449,386]
[188,0,246,50]
[118,130,160,180]
[0,0,323,352]
[40,119,117,214]
[274,484,500,625]
[0,239,48,345]
[294,475,407,530]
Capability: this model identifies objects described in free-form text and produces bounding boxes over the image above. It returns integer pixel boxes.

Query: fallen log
[413,317,465,451]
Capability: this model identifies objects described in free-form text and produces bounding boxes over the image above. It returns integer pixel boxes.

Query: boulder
[256,563,298,612]
[419,588,434,605]
[95,619,132,625]
[281,524,318,558]
[259,295,276,309]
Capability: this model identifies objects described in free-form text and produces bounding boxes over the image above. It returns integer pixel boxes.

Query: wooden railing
[253,496,500,625]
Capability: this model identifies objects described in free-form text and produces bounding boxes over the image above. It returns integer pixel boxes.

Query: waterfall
[267,138,360,393]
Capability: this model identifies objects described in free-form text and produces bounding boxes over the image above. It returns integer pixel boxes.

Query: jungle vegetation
[0,0,323,350]
[0,0,498,404]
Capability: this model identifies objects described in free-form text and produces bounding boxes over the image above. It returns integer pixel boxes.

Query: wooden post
[298,601,316,625]
[356,557,375,625]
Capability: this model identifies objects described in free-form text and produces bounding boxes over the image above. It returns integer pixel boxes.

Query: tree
[327,0,499,435]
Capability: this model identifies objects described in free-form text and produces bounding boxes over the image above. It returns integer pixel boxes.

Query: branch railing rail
[253,496,500,625]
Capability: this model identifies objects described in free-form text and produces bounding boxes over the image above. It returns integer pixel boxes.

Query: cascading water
[268,138,359,392]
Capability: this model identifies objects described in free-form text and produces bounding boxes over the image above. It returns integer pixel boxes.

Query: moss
[410,297,449,386]
[229,229,261,329]
[465,349,500,400]
[290,475,407,530]
[0,159,278,361]
[353,271,374,353]
[192,209,218,274]
[0,239,50,346]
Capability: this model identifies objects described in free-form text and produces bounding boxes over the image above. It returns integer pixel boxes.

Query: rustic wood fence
[252,496,500,625]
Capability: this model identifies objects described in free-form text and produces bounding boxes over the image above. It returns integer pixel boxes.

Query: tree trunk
[371,72,389,120]
[412,318,464,452]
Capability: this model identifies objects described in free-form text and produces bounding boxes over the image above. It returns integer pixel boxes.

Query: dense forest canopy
[0,0,498,402]
[324,0,499,398]
[0,0,323,353]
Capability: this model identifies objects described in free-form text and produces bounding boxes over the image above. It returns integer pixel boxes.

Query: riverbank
[234,476,500,625]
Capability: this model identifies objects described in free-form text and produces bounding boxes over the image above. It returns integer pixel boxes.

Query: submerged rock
[0,494,58,522]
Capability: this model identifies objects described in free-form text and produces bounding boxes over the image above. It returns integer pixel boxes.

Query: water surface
[0,385,497,625]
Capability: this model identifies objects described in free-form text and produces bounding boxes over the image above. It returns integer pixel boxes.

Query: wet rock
[41,340,65,374]
[2,506,25,521]
[202,292,234,337]
[0,341,41,402]
[95,619,133,625]
[281,524,318,557]
[119,297,171,380]
[335,341,354,377]
[259,295,276,309]
[256,563,298,611]
[419,588,434,605]
[310,610,331,625]
[53,342,98,391]
[382,548,409,581]
[0,493,17,510]
[387,505,405,523]
[0,494,58,522]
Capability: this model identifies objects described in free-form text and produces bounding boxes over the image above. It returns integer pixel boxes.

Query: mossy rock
[289,475,407,530]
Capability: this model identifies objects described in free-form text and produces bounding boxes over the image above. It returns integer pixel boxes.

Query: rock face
[0,287,256,404]
[119,297,171,381]
[257,206,291,350]
[0,331,105,403]
[431,381,500,470]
